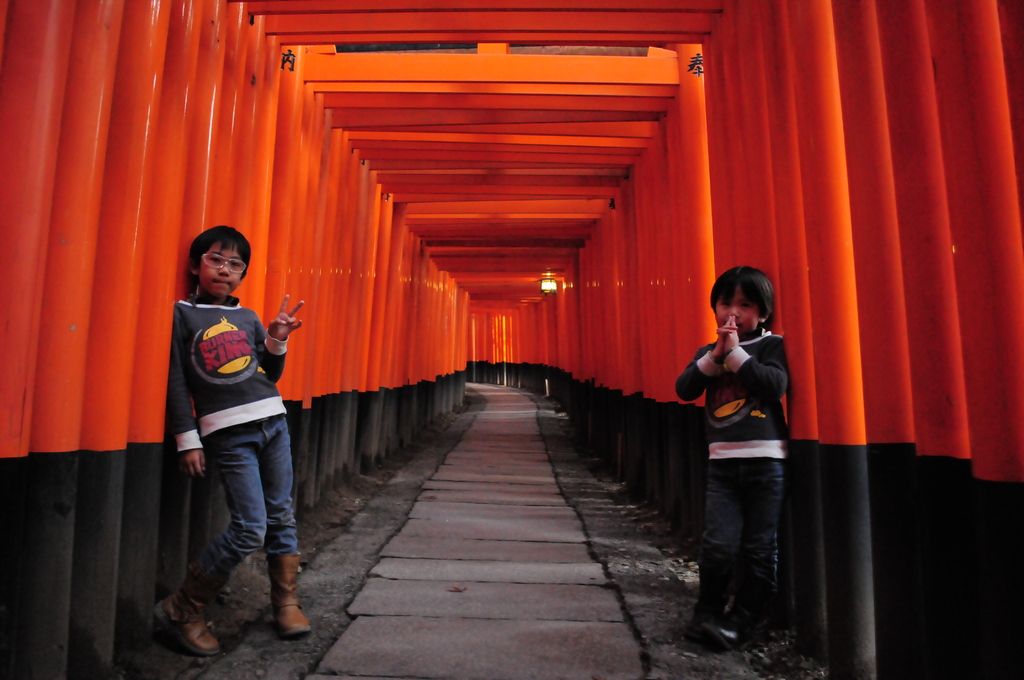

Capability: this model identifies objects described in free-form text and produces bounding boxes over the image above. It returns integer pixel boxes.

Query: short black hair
[188,225,251,279]
[710,266,775,327]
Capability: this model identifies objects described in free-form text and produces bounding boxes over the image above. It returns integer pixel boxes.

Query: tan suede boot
[267,554,311,637]
[154,561,227,656]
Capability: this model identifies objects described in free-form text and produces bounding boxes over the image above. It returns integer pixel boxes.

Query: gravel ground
[120,402,477,680]
[120,387,827,680]
[534,393,827,680]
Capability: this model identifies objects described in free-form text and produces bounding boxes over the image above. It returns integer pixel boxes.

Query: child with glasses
[156,225,309,655]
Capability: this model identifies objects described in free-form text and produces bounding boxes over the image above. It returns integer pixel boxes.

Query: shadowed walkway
[311,384,644,680]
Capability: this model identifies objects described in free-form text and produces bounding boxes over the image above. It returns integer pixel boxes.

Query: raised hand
[268,295,305,341]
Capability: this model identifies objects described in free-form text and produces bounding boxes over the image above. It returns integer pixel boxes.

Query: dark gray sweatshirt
[675,331,789,459]
[167,296,287,451]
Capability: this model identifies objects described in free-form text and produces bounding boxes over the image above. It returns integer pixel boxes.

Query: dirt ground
[538,401,828,680]
[120,413,461,680]
[120,391,828,680]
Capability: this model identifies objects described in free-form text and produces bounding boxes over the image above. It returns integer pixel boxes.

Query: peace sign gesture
[267,295,304,340]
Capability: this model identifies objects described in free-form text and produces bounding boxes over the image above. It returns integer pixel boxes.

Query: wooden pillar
[177,0,226,279]
[667,44,716,378]
[79,0,171,450]
[757,0,827,657]
[875,3,976,678]
[31,0,125,455]
[206,2,248,227]
[129,0,204,445]
[830,1,922,678]
[784,1,874,677]
[732,5,781,281]
[928,3,1024,678]
[2,5,82,676]
[0,0,76,460]
[245,30,283,317]
[120,0,202,657]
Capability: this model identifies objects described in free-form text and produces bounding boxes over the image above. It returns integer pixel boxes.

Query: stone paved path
[310,384,644,680]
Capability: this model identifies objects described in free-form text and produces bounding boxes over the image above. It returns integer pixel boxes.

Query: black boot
[684,566,731,642]
[701,575,774,651]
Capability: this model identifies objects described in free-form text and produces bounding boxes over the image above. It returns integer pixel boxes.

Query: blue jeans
[197,414,299,580]
[699,458,787,589]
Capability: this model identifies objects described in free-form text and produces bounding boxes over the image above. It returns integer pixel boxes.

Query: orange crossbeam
[393,193,611,203]
[408,199,607,213]
[242,1,724,12]
[371,121,660,138]
[348,131,649,149]
[277,32,707,46]
[356,150,636,165]
[265,13,713,38]
[313,82,676,98]
[331,109,658,128]
[304,53,679,85]
[322,93,672,112]
[378,174,622,187]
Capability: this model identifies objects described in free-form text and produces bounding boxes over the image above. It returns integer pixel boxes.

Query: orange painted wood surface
[876,0,971,460]
[79,0,171,452]
[31,0,125,453]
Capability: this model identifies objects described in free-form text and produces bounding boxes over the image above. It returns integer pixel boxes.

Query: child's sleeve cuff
[697,351,719,376]
[266,336,288,355]
[725,346,752,372]
[175,430,202,452]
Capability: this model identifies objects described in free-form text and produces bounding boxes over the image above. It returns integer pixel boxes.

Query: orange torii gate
[1,2,1023,680]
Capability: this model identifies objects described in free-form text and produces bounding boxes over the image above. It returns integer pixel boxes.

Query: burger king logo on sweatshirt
[190,317,258,384]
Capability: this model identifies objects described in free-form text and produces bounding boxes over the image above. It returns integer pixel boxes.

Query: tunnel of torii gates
[1,0,1023,679]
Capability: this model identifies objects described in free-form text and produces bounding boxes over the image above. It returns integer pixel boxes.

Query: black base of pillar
[663,402,685,534]
[868,443,925,680]
[789,439,827,660]
[338,391,358,482]
[918,456,979,680]
[308,397,326,508]
[975,477,1024,680]
[398,385,415,448]
[682,404,707,545]
[115,442,163,655]
[68,449,126,680]
[16,451,79,680]
[819,443,875,680]
[382,387,398,457]
[156,441,190,600]
[356,390,384,471]
[0,456,29,679]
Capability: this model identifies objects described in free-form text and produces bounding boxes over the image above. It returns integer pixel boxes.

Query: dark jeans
[699,457,787,589]
[197,414,298,580]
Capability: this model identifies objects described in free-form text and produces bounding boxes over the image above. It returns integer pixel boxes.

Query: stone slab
[370,558,606,585]
[446,451,549,460]
[460,440,542,446]
[431,471,556,485]
[443,455,551,466]
[348,578,622,621]
[410,501,577,521]
[318,616,642,680]
[422,479,561,495]
[450,449,543,455]
[417,489,566,506]
[438,469,553,480]
[398,517,586,543]
[440,456,552,466]
[380,536,591,562]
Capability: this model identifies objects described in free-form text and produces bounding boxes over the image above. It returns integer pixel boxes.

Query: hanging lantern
[540,277,558,294]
